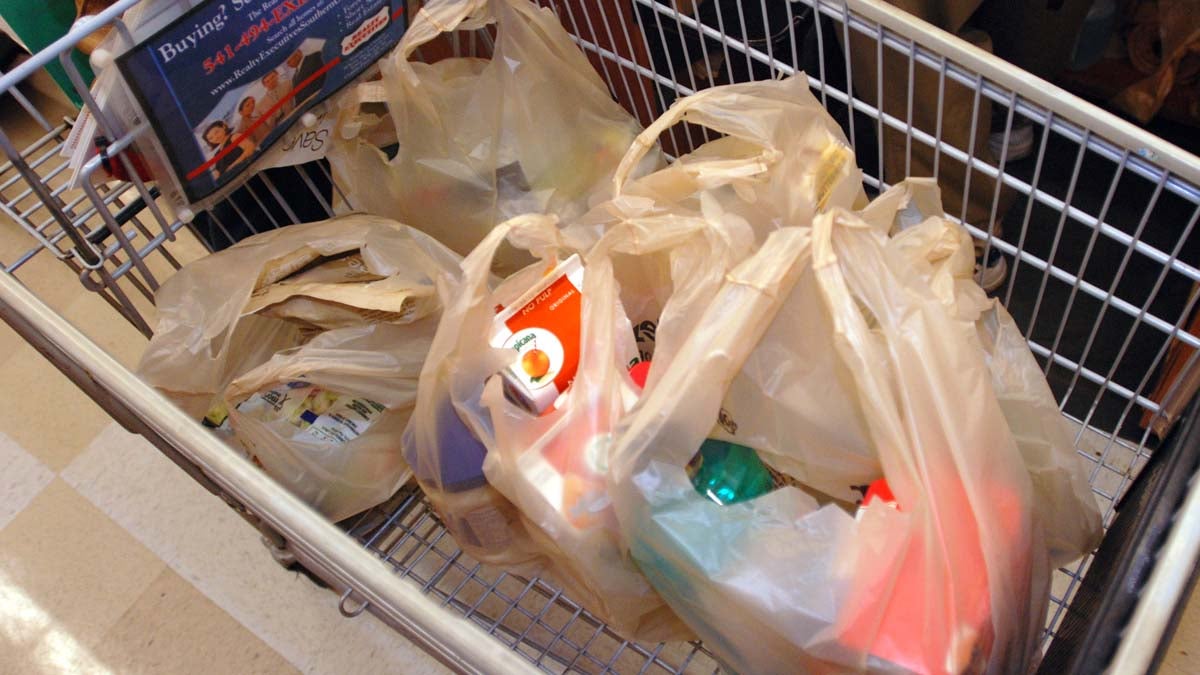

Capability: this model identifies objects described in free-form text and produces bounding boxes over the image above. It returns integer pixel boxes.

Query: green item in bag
[686,439,775,506]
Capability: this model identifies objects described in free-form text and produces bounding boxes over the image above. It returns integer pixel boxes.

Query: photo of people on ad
[191,38,326,181]
[118,0,406,203]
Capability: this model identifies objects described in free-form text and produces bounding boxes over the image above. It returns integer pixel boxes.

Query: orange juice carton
[490,255,585,415]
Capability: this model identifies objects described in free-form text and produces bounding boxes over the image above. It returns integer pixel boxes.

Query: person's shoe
[975,247,1008,292]
[988,121,1035,162]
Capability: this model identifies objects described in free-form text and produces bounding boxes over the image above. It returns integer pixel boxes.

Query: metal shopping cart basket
[1,0,1199,672]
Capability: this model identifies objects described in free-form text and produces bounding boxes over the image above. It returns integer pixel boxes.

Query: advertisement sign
[118,0,407,201]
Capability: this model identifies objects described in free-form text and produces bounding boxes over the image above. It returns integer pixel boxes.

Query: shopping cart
[0,0,1198,672]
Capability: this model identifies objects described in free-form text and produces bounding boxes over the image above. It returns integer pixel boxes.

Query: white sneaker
[976,248,1008,292]
[989,122,1034,162]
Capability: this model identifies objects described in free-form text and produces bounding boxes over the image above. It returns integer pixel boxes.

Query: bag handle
[808,210,920,488]
[810,208,1035,669]
[392,0,595,85]
[410,213,562,462]
[583,194,749,260]
[394,0,493,77]
[332,0,492,122]
[611,85,782,197]
[332,0,494,119]
[612,77,860,210]
[340,0,604,133]
[810,207,1036,523]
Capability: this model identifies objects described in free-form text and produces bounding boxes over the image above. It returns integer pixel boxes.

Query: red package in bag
[841,479,1027,673]
[609,209,1053,674]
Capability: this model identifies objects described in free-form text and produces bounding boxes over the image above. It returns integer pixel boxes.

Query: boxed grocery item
[489,255,585,415]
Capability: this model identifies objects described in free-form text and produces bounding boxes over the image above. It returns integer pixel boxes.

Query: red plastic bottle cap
[628,361,651,390]
[863,478,897,508]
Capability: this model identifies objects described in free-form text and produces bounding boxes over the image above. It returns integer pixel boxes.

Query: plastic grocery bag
[978,305,1103,565]
[138,214,462,420]
[138,215,462,519]
[404,215,583,575]
[327,0,655,274]
[874,179,1102,566]
[609,209,1051,673]
[694,174,1103,558]
[585,76,875,506]
[490,207,756,640]
[223,322,436,522]
[613,74,867,241]
[409,203,752,640]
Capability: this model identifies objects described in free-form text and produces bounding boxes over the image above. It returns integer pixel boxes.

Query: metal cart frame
[0,0,1198,672]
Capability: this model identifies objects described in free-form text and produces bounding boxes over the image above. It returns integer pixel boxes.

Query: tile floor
[0,66,1198,675]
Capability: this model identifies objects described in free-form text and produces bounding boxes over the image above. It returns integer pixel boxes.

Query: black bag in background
[633,0,804,109]
[634,0,878,190]
[190,160,334,251]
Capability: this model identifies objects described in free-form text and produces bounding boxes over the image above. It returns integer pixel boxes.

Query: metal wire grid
[0,0,354,336]
[344,485,722,675]
[0,115,361,335]
[539,0,1200,648]
[0,0,1196,671]
[0,102,194,333]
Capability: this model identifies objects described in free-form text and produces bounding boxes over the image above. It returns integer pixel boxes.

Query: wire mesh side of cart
[543,0,1200,650]
[0,0,1198,673]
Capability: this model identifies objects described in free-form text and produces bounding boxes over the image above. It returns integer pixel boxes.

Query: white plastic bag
[408,202,754,640]
[224,322,435,522]
[138,214,461,419]
[138,215,462,519]
[609,209,1050,673]
[877,179,1101,566]
[404,215,585,574]
[490,204,756,640]
[589,77,886,505]
[682,174,1104,550]
[328,0,655,273]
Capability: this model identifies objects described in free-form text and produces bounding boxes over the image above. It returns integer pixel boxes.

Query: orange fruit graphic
[521,349,551,379]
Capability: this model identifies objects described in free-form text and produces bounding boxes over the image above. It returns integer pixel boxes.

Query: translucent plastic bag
[138,214,461,420]
[609,210,1050,673]
[327,0,654,273]
[407,201,752,639]
[223,322,436,522]
[581,77,882,505]
[138,213,462,510]
[613,74,866,241]
[686,174,1103,549]
[876,179,1101,566]
[979,304,1103,565]
[405,214,584,576]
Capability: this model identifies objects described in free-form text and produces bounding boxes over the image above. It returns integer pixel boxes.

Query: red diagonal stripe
[188,55,342,181]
